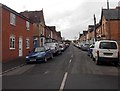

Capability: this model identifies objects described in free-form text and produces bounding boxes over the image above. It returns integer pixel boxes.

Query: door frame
[19,37,23,57]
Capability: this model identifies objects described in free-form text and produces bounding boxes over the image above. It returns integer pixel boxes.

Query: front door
[19,37,23,57]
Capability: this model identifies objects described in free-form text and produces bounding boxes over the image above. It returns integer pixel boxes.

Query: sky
[0,0,119,40]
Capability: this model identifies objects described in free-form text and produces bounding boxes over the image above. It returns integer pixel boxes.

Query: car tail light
[96,50,99,56]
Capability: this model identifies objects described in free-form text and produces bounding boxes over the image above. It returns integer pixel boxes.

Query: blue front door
[34,40,38,48]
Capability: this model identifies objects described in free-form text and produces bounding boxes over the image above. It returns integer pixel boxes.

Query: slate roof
[20,10,45,24]
[83,31,88,36]
[88,25,94,32]
[48,26,56,32]
[102,8,120,20]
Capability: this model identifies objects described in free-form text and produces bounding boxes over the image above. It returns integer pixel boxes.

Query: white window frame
[10,13,16,26]
[9,36,15,49]
[26,21,30,30]
[26,38,30,49]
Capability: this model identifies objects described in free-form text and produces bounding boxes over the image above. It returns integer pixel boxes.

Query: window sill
[10,23,16,26]
[26,28,30,31]
[10,48,15,50]
[26,48,30,49]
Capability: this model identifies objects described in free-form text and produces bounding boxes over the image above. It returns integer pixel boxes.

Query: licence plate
[30,59,36,61]
[104,53,113,56]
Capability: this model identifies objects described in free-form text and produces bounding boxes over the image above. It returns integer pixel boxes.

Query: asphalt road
[2,44,119,90]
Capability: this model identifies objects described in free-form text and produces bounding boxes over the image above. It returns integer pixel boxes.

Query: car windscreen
[34,47,45,52]
[84,44,89,47]
[99,42,117,49]
[46,43,55,47]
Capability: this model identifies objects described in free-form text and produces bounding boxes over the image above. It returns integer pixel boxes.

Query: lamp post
[94,14,97,42]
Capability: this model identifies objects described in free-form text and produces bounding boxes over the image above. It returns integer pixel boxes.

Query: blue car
[87,44,94,58]
[26,47,53,63]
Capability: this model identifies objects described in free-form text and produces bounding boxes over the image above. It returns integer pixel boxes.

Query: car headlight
[26,56,29,59]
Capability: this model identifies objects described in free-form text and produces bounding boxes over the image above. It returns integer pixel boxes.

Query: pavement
[2,57,26,72]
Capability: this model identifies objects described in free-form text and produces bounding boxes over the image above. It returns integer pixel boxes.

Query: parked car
[81,44,90,51]
[92,40,119,65]
[87,44,95,58]
[59,43,66,52]
[78,43,83,49]
[26,46,53,63]
[45,42,61,55]
[65,43,70,48]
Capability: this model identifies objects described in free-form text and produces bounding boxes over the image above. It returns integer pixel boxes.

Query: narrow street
[3,44,118,90]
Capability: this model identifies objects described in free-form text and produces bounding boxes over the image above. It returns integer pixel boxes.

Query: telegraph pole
[94,14,97,42]
[107,0,111,40]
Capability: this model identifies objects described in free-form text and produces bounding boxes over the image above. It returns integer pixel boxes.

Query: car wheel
[44,57,47,63]
[95,57,100,65]
[90,54,92,58]
[92,57,95,61]
[114,62,118,66]
[51,54,53,59]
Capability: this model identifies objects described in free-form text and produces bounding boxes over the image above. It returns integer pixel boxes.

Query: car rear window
[99,42,117,49]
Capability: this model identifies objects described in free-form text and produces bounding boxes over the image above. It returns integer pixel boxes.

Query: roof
[102,8,120,20]
[83,31,88,35]
[1,3,32,23]
[88,25,94,32]
[57,31,62,38]
[48,26,56,32]
[20,10,45,24]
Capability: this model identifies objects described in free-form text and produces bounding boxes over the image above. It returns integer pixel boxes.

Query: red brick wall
[0,5,2,62]
[2,7,33,62]
[109,21,119,41]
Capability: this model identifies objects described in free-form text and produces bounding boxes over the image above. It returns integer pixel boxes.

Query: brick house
[87,25,94,44]
[99,7,120,54]
[45,26,62,43]
[21,10,46,47]
[45,26,53,43]
[79,31,88,45]
[0,4,34,62]
[56,31,62,42]
[83,31,88,44]
[47,26,57,42]
[96,23,101,40]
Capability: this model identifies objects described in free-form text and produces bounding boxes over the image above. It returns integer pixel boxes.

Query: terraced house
[99,6,120,54]
[78,6,120,55]
[0,4,34,62]
[20,10,46,47]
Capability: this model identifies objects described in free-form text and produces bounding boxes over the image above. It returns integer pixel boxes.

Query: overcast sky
[0,0,119,40]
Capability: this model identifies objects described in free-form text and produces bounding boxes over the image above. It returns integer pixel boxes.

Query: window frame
[10,13,16,26]
[26,21,30,30]
[26,38,30,49]
[9,36,15,50]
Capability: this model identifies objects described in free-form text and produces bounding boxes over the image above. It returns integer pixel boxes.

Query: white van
[92,40,119,65]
